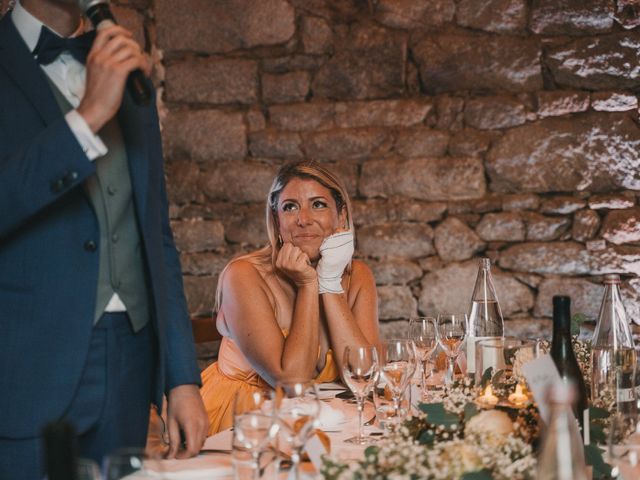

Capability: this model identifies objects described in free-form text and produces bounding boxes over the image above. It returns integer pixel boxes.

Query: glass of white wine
[378,339,417,421]
[435,313,467,385]
[342,345,379,444]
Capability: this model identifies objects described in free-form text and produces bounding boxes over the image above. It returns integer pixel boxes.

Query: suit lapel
[0,15,62,125]
[118,92,150,222]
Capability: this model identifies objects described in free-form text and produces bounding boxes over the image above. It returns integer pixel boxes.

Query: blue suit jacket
[0,14,200,439]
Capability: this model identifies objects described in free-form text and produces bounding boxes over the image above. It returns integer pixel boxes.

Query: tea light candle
[508,383,528,407]
[477,385,499,408]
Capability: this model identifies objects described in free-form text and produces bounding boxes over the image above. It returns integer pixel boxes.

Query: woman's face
[276,177,346,262]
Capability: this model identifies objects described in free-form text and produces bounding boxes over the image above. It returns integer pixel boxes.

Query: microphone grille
[77,0,109,12]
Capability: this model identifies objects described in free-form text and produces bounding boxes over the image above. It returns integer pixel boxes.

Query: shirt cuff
[65,109,108,161]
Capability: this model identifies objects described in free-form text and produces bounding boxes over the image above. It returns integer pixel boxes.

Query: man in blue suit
[0,1,209,478]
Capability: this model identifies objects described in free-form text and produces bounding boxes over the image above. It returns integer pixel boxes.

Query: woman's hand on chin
[276,242,318,287]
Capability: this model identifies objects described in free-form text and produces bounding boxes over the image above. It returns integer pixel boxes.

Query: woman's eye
[282,203,297,212]
[312,200,328,209]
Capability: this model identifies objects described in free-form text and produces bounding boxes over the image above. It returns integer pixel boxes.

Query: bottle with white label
[591,274,637,415]
[467,257,504,379]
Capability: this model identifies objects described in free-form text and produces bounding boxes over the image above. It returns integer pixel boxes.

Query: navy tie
[33,26,95,65]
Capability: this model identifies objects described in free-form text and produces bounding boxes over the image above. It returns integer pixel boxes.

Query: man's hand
[77,25,152,133]
[165,384,209,459]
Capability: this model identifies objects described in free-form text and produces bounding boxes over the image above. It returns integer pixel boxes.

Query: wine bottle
[591,274,637,415]
[550,296,589,437]
[467,257,504,379]
[536,382,588,480]
[42,420,78,480]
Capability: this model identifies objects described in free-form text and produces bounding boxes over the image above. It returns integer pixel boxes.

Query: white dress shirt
[12,1,127,313]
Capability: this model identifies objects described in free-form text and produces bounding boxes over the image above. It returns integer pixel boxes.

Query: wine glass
[342,345,379,444]
[408,317,437,398]
[232,389,278,480]
[378,339,417,421]
[272,381,320,480]
[435,313,467,385]
[103,448,163,479]
[609,411,640,479]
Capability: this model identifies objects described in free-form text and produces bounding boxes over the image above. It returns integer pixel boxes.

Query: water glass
[436,313,467,385]
[609,412,640,479]
[342,345,378,444]
[475,337,536,386]
[408,317,437,398]
[373,378,410,433]
[378,339,417,421]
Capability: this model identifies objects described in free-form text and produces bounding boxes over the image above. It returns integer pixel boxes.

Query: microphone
[78,0,152,106]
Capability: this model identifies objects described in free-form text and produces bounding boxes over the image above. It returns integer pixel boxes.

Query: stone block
[601,207,640,245]
[261,55,324,74]
[312,24,406,100]
[156,0,295,53]
[369,259,423,285]
[322,161,359,198]
[502,194,541,211]
[374,0,455,29]
[303,129,392,161]
[379,319,412,340]
[301,16,333,54]
[486,113,640,193]
[246,109,266,133]
[165,59,257,104]
[222,203,268,246]
[378,285,418,320]
[546,32,640,90]
[615,0,640,29]
[588,194,635,210]
[522,212,571,241]
[269,103,335,132]
[112,5,145,46]
[180,252,231,277]
[163,110,246,162]
[171,219,225,253]
[448,196,503,215]
[358,223,434,259]
[591,92,638,112]
[434,217,486,262]
[476,212,526,242]
[199,161,279,203]
[413,34,542,94]
[394,128,449,158]
[165,159,202,205]
[540,196,586,215]
[456,0,527,33]
[514,272,543,288]
[419,256,444,272]
[248,130,303,158]
[464,96,527,130]
[572,209,601,242]
[534,277,605,320]
[505,318,552,339]
[530,0,614,35]
[360,157,486,201]
[591,245,640,276]
[448,129,493,157]
[419,260,534,317]
[183,275,218,316]
[536,91,590,118]
[262,71,310,104]
[435,95,464,130]
[335,99,432,128]
[498,242,591,275]
[352,199,447,225]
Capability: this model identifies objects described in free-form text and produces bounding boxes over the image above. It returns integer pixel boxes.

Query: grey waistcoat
[48,80,150,332]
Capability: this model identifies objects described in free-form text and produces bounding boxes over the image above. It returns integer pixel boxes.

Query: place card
[521,354,561,423]
[305,432,328,471]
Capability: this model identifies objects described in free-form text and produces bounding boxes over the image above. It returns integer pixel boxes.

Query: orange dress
[200,254,339,436]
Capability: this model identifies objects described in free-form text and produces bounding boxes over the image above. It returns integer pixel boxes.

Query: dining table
[138,383,382,479]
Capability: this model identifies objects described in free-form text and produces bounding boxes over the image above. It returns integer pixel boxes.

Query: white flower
[465,409,514,440]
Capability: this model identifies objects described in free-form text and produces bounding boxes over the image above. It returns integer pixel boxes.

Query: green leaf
[418,402,460,427]
[589,406,610,420]
[363,445,379,459]
[464,402,479,420]
[418,430,435,445]
[589,424,607,445]
[461,469,493,480]
[571,313,587,336]
[584,444,613,479]
[491,369,505,388]
[481,367,493,387]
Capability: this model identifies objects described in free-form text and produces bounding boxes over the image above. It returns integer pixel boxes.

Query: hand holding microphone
[76,0,152,132]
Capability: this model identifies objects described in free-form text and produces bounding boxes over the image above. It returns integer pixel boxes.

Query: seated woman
[200,160,380,435]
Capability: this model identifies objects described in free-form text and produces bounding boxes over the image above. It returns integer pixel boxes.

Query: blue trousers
[0,312,155,480]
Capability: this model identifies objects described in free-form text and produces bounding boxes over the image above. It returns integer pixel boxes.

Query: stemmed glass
[342,345,379,445]
[273,381,320,480]
[435,313,468,385]
[103,448,163,479]
[232,389,278,480]
[609,411,640,479]
[378,339,417,421]
[408,317,438,398]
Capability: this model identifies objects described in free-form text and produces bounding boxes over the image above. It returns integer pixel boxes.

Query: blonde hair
[214,161,355,312]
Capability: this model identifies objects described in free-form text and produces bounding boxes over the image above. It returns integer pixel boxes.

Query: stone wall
[4,0,640,343]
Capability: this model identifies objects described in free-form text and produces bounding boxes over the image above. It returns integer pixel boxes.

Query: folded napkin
[150,456,233,479]
[318,400,346,430]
